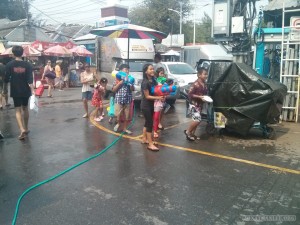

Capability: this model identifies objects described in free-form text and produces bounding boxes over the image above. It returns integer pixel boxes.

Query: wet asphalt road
[0,90,300,225]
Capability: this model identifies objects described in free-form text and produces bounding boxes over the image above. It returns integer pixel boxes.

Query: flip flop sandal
[18,132,26,140]
[141,141,149,144]
[186,135,195,141]
[158,126,164,130]
[147,146,159,151]
[184,130,195,141]
[193,135,201,140]
[153,132,159,138]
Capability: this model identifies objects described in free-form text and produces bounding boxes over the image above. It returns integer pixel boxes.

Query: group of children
[91,65,170,139]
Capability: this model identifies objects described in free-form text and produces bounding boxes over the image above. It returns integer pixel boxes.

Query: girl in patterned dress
[92,78,107,121]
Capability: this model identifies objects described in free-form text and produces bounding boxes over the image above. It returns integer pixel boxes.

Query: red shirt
[188,80,208,107]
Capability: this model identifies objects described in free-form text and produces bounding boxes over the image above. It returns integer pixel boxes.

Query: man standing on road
[5,46,34,140]
[184,67,208,141]
[55,60,63,91]
[0,60,10,109]
[112,64,134,134]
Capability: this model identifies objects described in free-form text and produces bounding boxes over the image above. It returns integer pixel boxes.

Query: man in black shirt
[5,46,34,140]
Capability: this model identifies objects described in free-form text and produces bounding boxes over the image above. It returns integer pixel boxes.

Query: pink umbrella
[23,45,41,57]
[43,45,72,57]
[70,46,93,57]
[1,45,41,57]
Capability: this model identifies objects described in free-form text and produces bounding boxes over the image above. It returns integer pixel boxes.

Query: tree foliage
[0,0,32,21]
[129,0,213,44]
[129,0,191,35]
[185,12,213,44]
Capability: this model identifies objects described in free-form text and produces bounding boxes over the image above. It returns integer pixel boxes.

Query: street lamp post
[168,2,183,34]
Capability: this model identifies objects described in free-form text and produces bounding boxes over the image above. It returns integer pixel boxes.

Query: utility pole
[25,0,30,24]
[179,2,183,34]
[24,0,35,41]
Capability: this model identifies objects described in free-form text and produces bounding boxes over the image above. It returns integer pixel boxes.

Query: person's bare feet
[147,144,159,151]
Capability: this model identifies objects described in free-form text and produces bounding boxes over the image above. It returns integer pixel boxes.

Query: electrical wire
[37,2,101,14]
[46,9,100,16]
[29,2,102,25]
[30,0,76,7]
[12,106,137,225]
[29,3,62,25]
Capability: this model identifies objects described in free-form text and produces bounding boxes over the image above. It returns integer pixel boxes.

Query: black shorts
[142,106,154,133]
[13,97,30,107]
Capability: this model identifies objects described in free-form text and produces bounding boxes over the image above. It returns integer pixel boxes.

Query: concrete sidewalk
[37,87,83,105]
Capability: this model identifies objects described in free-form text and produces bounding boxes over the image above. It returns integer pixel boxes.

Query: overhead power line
[38,2,100,14]
[29,3,62,24]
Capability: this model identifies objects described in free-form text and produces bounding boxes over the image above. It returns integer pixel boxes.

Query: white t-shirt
[81,71,94,92]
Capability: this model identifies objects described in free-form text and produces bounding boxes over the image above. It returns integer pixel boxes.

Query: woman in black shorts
[141,64,164,151]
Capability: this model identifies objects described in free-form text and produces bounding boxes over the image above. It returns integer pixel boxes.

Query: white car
[157,62,197,88]
[103,61,180,105]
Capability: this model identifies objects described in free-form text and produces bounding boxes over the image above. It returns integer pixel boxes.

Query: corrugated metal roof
[264,0,300,11]
[0,19,25,37]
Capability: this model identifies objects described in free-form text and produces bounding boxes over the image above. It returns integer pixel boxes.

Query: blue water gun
[151,83,177,96]
[116,71,135,86]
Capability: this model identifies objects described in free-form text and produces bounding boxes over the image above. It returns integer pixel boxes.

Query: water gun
[157,77,174,85]
[151,83,177,96]
[116,71,135,86]
[157,76,167,84]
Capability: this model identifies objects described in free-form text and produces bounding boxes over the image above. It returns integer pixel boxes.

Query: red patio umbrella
[43,45,72,57]
[23,45,42,57]
[70,46,93,57]
[0,45,41,57]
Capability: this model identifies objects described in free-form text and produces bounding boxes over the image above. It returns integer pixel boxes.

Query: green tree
[129,0,191,36]
[183,13,212,44]
[0,0,32,21]
[197,12,213,43]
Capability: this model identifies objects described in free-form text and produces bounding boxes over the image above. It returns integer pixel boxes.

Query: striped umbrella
[90,24,167,62]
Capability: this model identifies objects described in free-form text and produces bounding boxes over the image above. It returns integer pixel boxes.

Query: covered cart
[208,62,287,137]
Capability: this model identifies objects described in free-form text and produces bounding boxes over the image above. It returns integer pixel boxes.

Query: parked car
[104,60,180,105]
[155,62,198,88]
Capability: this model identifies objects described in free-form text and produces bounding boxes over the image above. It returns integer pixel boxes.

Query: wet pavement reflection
[0,100,299,225]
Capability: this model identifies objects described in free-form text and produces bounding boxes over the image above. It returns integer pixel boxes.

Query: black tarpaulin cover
[208,62,287,136]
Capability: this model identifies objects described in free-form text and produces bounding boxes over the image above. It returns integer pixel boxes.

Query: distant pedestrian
[92,78,107,122]
[112,64,134,134]
[41,60,54,97]
[154,53,163,71]
[0,60,10,109]
[184,67,208,141]
[80,63,95,118]
[141,64,164,151]
[4,45,35,140]
[62,60,69,88]
[55,60,63,91]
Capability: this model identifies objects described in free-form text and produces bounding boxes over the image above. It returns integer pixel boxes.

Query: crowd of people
[1,47,210,151]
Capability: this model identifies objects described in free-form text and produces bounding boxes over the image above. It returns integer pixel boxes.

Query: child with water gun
[92,78,108,122]
[152,67,176,138]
